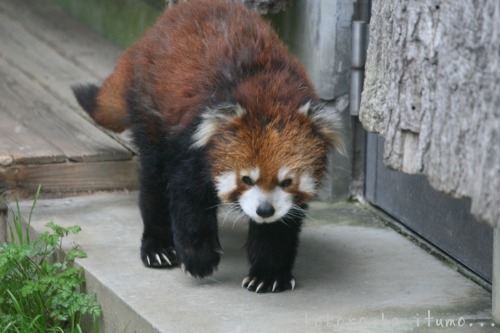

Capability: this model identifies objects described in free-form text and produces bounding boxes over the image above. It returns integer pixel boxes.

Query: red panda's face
[214,166,318,223]
[192,102,344,223]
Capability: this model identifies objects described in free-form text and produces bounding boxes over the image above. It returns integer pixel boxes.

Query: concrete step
[9,192,495,333]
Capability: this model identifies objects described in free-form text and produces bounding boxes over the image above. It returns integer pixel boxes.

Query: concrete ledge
[12,192,494,332]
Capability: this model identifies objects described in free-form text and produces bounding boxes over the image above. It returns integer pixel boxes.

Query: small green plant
[0,187,101,332]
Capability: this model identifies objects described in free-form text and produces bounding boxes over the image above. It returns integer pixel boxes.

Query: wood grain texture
[0,0,140,196]
[359,0,500,226]
[0,109,66,165]
[0,56,132,163]
[0,10,90,109]
[1,159,139,196]
[0,0,137,153]
[0,0,121,81]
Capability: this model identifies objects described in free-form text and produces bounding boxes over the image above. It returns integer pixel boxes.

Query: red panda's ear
[191,103,246,148]
[298,101,346,156]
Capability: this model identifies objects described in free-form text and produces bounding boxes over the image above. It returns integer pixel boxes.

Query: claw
[146,255,151,266]
[161,253,172,266]
[255,281,265,293]
[155,253,162,265]
[290,278,296,290]
[247,278,256,290]
[272,280,278,292]
[214,248,224,255]
[242,276,251,288]
[171,249,177,256]
[181,263,187,274]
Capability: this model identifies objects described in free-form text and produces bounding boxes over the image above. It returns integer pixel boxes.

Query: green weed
[0,186,101,332]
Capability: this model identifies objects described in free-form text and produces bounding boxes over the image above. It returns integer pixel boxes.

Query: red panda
[72,0,343,293]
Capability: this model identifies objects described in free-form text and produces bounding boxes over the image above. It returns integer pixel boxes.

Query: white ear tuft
[191,104,245,148]
[298,101,346,156]
[298,101,311,115]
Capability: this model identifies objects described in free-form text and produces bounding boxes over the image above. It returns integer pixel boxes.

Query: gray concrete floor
[12,192,496,333]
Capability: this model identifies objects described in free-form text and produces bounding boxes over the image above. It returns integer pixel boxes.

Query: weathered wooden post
[359,0,500,322]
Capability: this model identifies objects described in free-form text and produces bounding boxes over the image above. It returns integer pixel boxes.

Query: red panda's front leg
[243,213,303,293]
[168,155,223,279]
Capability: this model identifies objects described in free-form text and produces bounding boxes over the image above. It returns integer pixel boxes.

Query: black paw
[178,244,222,279]
[242,272,296,293]
[141,243,178,268]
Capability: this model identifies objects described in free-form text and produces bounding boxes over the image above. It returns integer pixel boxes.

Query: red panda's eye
[280,179,293,188]
[242,176,254,186]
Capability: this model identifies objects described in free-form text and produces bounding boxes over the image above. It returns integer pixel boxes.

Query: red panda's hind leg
[138,144,179,268]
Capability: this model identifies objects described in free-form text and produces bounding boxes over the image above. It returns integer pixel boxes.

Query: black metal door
[365,133,493,283]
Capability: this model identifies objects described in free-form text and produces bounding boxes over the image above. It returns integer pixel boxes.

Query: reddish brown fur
[93,50,132,132]
[93,0,314,131]
[92,0,334,197]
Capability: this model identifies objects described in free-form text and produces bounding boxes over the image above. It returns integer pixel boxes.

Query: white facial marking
[277,167,290,183]
[239,186,292,223]
[299,173,317,195]
[240,167,260,183]
[215,172,237,199]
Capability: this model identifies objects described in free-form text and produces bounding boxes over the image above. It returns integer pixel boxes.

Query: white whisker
[232,211,247,228]
[219,203,240,226]
[291,204,315,222]
[207,202,229,210]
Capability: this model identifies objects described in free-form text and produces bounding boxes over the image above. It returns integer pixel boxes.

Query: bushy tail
[72,81,129,132]
[72,83,100,117]
[72,43,135,132]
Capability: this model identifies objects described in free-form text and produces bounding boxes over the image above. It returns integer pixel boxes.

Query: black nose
[256,202,275,218]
